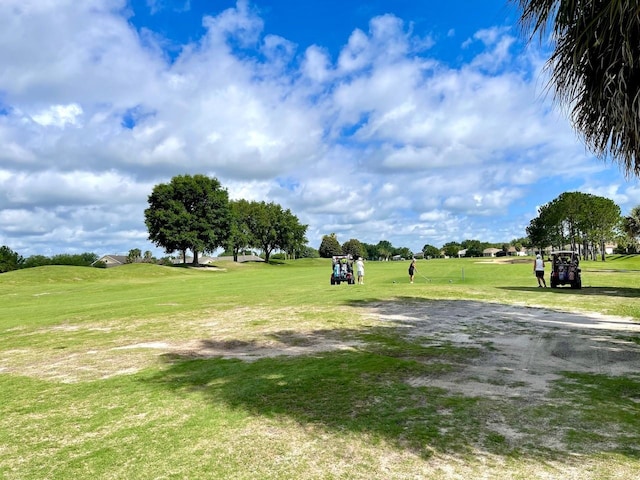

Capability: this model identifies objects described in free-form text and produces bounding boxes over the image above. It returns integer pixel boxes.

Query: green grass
[1,256,640,478]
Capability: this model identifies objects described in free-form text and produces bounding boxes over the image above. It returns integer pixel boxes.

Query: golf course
[2,255,640,479]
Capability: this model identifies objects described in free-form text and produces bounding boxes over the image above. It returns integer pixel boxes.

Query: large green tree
[441,241,462,258]
[243,201,307,262]
[277,207,308,259]
[527,191,621,259]
[580,195,621,260]
[460,239,486,258]
[319,234,342,258]
[361,242,379,260]
[342,239,367,259]
[422,244,441,259]
[0,245,23,273]
[514,0,640,175]
[144,174,231,265]
[376,240,394,261]
[227,199,254,262]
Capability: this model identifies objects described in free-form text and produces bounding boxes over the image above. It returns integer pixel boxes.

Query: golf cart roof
[550,250,578,255]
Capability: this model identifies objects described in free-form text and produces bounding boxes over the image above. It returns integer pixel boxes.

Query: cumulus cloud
[0,0,637,257]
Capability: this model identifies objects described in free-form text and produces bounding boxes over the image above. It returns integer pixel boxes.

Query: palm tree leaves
[513,0,640,175]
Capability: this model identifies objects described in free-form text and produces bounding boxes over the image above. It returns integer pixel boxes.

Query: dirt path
[365,300,640,400]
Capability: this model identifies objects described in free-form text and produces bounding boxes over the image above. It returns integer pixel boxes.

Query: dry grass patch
[0,305,374,383]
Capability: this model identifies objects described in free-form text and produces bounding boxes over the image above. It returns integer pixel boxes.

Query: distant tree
[441,242,462,258]
[361,242,378,260]
[227,199,254,262]
[298,246,320,258]
[22,255,52,269]
[0,246,23,273]
[144,174,231,265]
[422,244,440,259]
[580,195,620,260]
[461,239,484,257]
[528,192,621,260]
[376,240,394,261]
[526,209,554,253]
[342,239,366,259]
[157,256,174,266]
[319,234,342,258]
[244,201,307,262]
[622,205,640,251]
[278,208,308,259]
[511,236,531,249]
[127,249,142,263]
[50,253,98,266]
[393,246,413,259]
[143,251,155,263]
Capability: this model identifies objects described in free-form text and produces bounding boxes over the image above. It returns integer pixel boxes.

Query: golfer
[533,254,547,288]
[408,258,417,283]
[356,257,365,284]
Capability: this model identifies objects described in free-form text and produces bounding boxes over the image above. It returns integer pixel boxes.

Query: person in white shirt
[533,254,547,288]
[356,257,365,284]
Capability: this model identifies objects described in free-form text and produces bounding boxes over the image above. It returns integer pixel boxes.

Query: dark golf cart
[330,255,355,285]
[550,250,582,289]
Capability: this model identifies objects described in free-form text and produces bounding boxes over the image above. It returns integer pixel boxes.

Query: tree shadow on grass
[149,349,640,463]
[151,346,499,459]
[147,299,640,463]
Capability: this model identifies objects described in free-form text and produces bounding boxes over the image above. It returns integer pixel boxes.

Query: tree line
[318,233,531,261]
[319,234,519,260]
[318,234,414,260]
[0,249,100,273]
[320,192,640,262]
[144,174,308,263]
[3,189,640,273]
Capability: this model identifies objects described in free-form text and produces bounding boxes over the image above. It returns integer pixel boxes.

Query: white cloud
[0,0,637,257]
[31,103,83,127]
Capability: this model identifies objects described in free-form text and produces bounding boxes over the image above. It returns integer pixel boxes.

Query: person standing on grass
[408,258,417,283]
[356,257,365,284]
[534,253,547,288]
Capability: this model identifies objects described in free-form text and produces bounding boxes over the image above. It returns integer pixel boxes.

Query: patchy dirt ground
[157,299,640,407]
[5,300,640,397]
[4,300,640,477]
[364,300,640,400]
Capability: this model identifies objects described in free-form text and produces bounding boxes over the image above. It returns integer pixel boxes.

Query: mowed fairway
[2,256,640,479]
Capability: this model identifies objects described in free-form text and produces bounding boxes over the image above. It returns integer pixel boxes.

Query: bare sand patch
[363,300,640,401]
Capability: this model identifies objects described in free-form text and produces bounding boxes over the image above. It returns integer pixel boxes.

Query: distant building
[92,255,128,267]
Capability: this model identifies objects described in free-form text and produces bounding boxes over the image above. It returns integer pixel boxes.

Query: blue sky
[1,0,639,258]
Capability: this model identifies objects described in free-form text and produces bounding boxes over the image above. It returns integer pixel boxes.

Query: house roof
[93,255,128,267]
